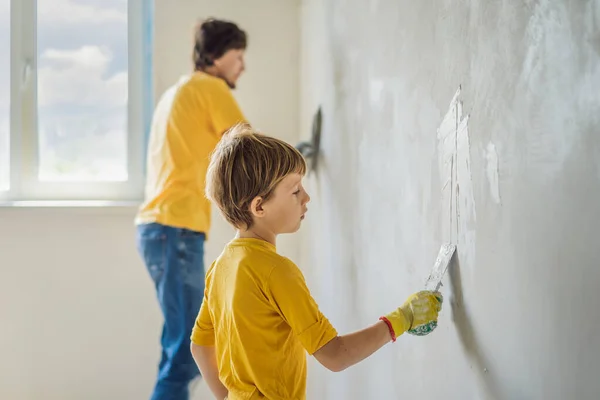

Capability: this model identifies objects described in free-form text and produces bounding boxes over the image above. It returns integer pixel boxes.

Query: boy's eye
[293,190,300,195]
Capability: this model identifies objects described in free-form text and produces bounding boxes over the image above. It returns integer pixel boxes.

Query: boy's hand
[406,291,443,336]
[380,291,443,340]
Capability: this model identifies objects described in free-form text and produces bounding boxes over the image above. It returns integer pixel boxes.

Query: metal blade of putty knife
[424,243,456,292]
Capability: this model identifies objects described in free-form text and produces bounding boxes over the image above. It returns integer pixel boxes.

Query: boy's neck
[237,227,276,247]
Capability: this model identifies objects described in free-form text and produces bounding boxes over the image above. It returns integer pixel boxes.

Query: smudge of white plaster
[437,87,461,240]
[436,86,476,273]
[596,147,600,183]
[456,113,477,272]
[485,142,501,204]
[369,79,385,107]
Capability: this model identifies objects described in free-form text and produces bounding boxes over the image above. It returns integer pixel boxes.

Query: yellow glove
[379,291,443,341]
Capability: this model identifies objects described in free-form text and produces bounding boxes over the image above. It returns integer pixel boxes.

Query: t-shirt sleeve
[267,260,338,355]
[190,264,216,346]
[208,79,247,137]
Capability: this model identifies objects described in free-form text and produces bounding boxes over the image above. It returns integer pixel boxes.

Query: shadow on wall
[450,256,503,400]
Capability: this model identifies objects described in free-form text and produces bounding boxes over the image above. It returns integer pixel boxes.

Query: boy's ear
[249,196,265,218]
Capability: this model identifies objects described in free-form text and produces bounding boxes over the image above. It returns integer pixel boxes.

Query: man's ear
[249,196,265,218]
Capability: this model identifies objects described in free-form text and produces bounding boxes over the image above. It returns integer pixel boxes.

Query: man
[135,18,248,400]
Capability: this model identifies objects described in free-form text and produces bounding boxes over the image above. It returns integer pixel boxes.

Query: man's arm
[208,78,248,137]
[191,343,228,399]
[312,321,391,372]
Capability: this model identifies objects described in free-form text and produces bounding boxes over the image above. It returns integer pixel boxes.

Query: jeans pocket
[137,224,167,284]
[179,228,206,239]
[176,231,205,288]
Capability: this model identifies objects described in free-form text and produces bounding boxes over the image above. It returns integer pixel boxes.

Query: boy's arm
[314,291,443,372]
[191,344,228,399]
[189,263,227,398]
[313,322,391,372]
[267,261,442,373]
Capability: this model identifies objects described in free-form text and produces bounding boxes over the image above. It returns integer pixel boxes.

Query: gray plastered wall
[299,1,600,399]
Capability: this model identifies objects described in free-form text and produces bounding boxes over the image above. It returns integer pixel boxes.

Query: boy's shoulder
[253,250,303,283]
[223,238,301,276]
[241,240,296,267]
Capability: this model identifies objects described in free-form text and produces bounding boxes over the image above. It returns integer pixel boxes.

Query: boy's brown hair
[206,124,307,230]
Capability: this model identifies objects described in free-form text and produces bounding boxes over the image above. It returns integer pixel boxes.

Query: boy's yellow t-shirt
[191,238,338,400]
[135,72,246,234]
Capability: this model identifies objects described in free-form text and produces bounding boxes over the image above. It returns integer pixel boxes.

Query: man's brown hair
[206,124,307,230]
[193,18,247,70]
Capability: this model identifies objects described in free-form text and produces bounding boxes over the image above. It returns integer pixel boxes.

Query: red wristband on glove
[379,316,396,342]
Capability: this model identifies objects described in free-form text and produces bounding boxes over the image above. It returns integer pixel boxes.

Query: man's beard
[217,71,236,89]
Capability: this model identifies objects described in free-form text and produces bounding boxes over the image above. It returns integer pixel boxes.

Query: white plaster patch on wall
[485,142,501,204]
[369,79,385,107]
[436,86,477,271]
[436,87,461,240]
[596,146,600,183]
[455,113,477,271]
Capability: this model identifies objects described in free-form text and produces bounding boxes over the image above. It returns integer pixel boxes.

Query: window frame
[2,0,153,203]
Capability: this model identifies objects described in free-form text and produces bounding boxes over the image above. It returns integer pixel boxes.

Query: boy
[190,124,443,399]
[135,18,248,400]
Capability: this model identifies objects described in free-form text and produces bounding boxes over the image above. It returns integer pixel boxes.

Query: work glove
[380,291,443,341]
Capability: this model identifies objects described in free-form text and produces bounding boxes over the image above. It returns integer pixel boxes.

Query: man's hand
[380,291,443,340]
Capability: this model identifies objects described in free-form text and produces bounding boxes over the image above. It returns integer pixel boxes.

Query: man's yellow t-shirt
[135,72,246,233]
[191,238,338,400]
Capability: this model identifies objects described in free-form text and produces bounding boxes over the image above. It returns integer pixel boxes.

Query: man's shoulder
[182,72,229,93]
[157,73,228,112]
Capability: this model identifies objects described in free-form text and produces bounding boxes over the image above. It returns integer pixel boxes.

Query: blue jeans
[136,223,206,400]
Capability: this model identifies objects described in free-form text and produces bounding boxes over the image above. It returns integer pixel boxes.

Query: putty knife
[406,242,456,336]
[424,242,456,291]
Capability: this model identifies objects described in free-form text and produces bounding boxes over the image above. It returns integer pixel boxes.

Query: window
[0,0,9,192]
[1,0,152,202]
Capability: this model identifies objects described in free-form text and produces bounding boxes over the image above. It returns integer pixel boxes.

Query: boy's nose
[304,192,311,204]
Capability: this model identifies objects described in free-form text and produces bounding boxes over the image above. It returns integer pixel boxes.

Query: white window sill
[0,200,142,215]
[0,200,141,207]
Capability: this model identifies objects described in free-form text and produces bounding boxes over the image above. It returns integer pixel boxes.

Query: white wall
[299,1,600,399]
[0,1,300,399]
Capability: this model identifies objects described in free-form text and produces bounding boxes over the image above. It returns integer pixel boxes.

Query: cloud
[0,0,128,109]
[38,0,126,25]
[0,1,8,17]
[38,45,128,108]
[0,0,130,183]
